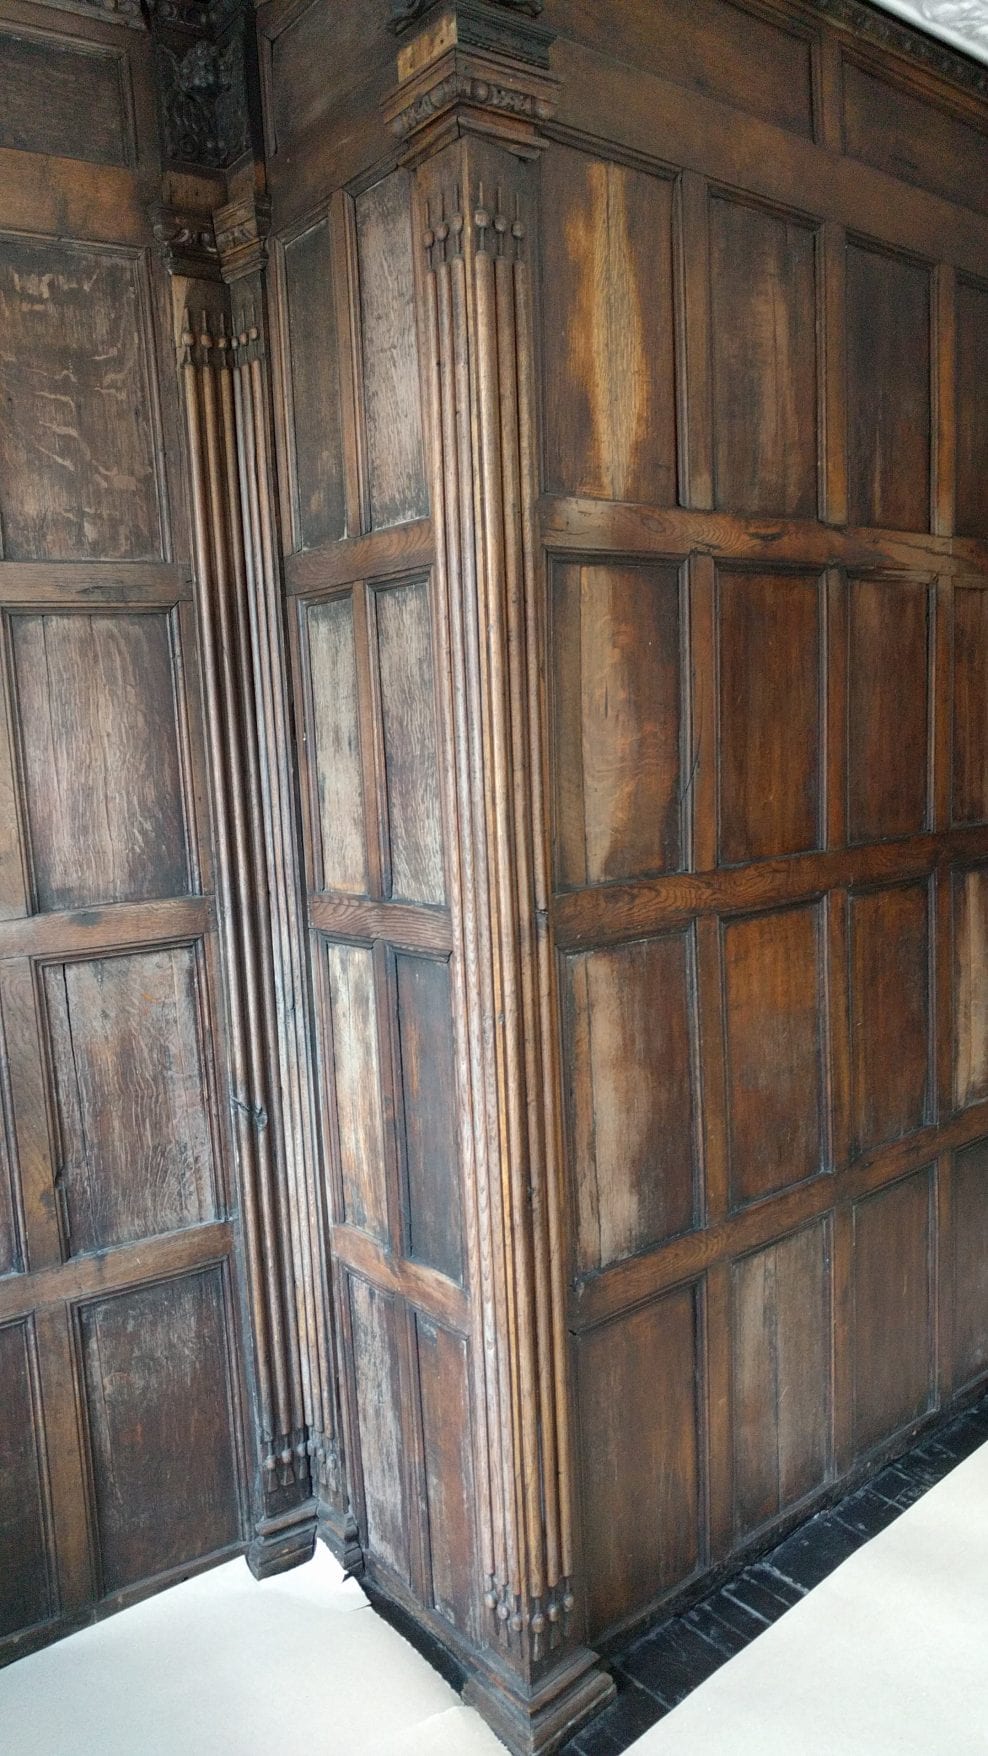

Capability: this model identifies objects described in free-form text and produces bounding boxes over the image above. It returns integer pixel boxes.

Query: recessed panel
[846,242,930,533]
[542,148,677,505]
[723,903,825,1208]
[0,1319,52,1638]
[563,933,695,1274]
[954,866,988,1110]
[283,219,346,548]
[324,943,388,1243]
[577,1286,700,1638]
[348,1275,408,1582]
[0,238,160,560]
[847,577,930,843]
[843,58,988,220]
[0,31,130,166]
[355,173,428,530]
[79,1268,242,1595]
[718,570,821,864]
[12,611,190,913]
[953,583,988,825]
[849,883,930,1154]
[306,595,368,896]
[710,196,817,517]
[552,561,682,889]
[851,1169,933,1452]
[956,279,988,541]
[0,1003,18,1275]
[43,946,216,1256]
[415,1314,478,1637]
[376,581,445,905]
[394,955,462,1284]
[952,1137,988,1387]
[732,1222,830,1534]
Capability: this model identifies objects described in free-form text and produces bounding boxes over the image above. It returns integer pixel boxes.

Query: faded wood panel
[709,195,817,517]
[375,580,445,905]
[551,561,682,889]
[324,941,389,1242]
[954,866,988,1110]
[0,1317,52,1637]
[718,569,822,865]
[955,279,988,541]
[415,1313,478,1637]
[0,238,161,562]
[732,1222,830,1534]
[394,954,462,1285]
[846,242,931,533]
[79,1268,242,1596]
[847,577,930,843]
[283,219,347,549]
[723,902,825,1208]
[541,147,677,506]
[43,946,216,1257]
[355,173,428,530]
[842,57,988,221]
[849,883,930,1155]
[953,583,988,825]
[577,1286,700,1637]
[563,933,695,1275]
[0,988,18,1274]
[0,31,131,167]
[951,1135,988,1386]
[305,595,368,896]
[851,1168,933,1452]
[11,611,190,913]
[347,1274,409,1582]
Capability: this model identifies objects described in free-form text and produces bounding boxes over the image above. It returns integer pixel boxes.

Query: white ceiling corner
[871,0,988,65]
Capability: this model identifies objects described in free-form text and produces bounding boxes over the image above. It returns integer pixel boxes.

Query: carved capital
[214,192,272,281]
[391,0,543,31]
[384,3,558,158]
[150,201,223,278]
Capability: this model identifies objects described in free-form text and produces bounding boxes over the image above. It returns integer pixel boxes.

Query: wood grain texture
[950,1135,988,1387]
[955,277,988,541]
[953,582,988,825]
[393,954,463,1285]
[842,56,988,221]
[305,595,368,896]
[846,242,931,534]
[0,30,131,167]
[851,1168,933,1451]
[323,941,389,1242]
[849,883,931,1155]
[347,1273,409,1582]
[282,219,347,549]
[0,1316,52,1638]
[375,579,445,905]
[847,576,931,843]
[355,173,428,531]
[415,1313,478,1638]
[953,866,988,1110]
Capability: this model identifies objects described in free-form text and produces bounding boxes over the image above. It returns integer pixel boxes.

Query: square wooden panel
[842,58,988,222]
[322,941,389,1244]
[42,945,218,1257]
[850,1168,933,1453]
[354,173,428,531]
[953,581,988,825]
[577,1285,700,1638]
[732,1221,830,1535]
[393,954,463,1285]
[846,241,931,533]
[956,279,988,540]
[847,576,931,844]
[374,579,445,906]
[722,902,826,1208]
[951,1136,988,1387]
[0,238,161,562]
[0,1317,53,1638]
[304,594,368,897]
[953,865,988,1111]
[541,147,677,506]
[849,882,931,1155]
[551,559,683,890]
[10,611,191,914]
[563,931,696,1275]
[709,195,818,518]
[0,29,133,167]
[717,569,822,864]
[282,218,347,549]
[346,1273,409,1584]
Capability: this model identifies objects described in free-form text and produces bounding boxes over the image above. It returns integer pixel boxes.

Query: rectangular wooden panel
[355,173,428,530]
[953,583,988,824]
[0,998,19,1274]
[394,955,462,1285]
[955,278,988,540]
[79,1268,242,1596]
[375,579,445,905]
[305,595,368,895]
[954,866,988,1110]
[847,576,930,843]
[551,561,682,889]
[415,1313,477,1637]
[849,883,930,1155]
[732,1222,830,1534]
[324,943,389,1242]
[718,569,822,864]
[0,1317,52,1637]
[846,242,931,533]
[347,1274,408,1581]
[563,933,695,1275]
[723,903,825,1208]
[842,57,988,220]
[0,238,161,561]
[541,148,677,505]
[283,219,346,548]
[709,195,817,517]
[951,1136,988,1386]
[0,31,131,167]
[43,946,216,1257]
[577,1286,700,1636]
[851,1168,933,1451]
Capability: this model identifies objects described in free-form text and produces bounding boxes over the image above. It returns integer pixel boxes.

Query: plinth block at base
[463,1647,616,1756]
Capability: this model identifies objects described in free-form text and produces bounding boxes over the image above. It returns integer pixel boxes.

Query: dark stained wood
[846,241,932,534]
[0,1317,53,1637]
[953,866,988,1110]
[849,883,931,1155]
[851,1168,933,1451]
[0,29,132,167]
[415,1313,479,1638]
[282,219,347,549]
[955,278,988,540]
[950,1135,988,1387]
[841,56,988,221]
[847,576,931,843]
[953,582,988,825]
[393,954,463,1285]
[354,173,428,531]
[375,579,445,905]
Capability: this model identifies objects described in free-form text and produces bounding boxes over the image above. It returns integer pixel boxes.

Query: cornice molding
[804,0,988,95]
[390,0,543,33]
